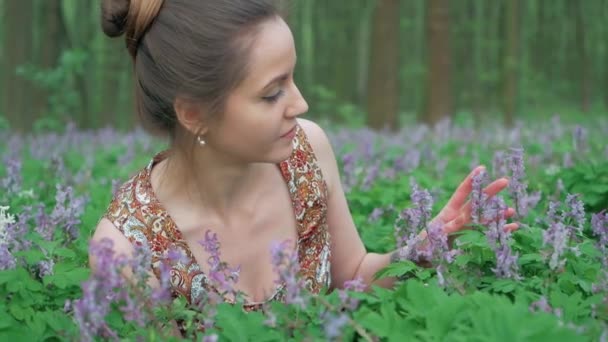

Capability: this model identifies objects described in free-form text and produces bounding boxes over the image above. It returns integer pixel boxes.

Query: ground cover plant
[0,114,607,341]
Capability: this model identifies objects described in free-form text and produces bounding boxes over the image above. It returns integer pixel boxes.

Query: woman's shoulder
[296,118,338,190]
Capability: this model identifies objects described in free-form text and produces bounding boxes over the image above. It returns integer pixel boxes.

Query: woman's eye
[262,90,285,103]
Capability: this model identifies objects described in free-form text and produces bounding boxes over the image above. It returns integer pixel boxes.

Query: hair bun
[101,0,131,37]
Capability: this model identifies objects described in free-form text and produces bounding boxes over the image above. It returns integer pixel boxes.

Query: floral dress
[102,125,332,311]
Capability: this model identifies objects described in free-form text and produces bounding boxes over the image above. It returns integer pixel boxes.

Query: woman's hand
[432,166,519,236]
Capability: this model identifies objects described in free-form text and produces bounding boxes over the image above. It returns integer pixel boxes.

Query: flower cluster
[471,169,489,224]
[542,195,586,270]
[270,239,307,309]
[73,238,173,341]
[507,147,529,218]
[0,206,17,270]
[591,211,608,268]
[196,230,241,330]
[73,239,129,341]
[484,197,520,279]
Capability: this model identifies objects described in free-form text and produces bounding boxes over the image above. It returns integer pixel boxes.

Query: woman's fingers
[504,222,519,232]
[442,166,486,214]
[460,177,510,218]
[443,207,516,234]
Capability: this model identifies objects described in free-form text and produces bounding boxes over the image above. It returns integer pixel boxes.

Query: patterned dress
[102,125,332,311]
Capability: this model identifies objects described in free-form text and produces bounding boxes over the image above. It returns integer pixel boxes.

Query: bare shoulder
[296,118,338,189]
[89,218,135,269]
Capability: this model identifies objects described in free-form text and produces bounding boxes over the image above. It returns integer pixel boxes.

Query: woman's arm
[297,119,402,290]
[297,119,516,291]
[90,219,183,337]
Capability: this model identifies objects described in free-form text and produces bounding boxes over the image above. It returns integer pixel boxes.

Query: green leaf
[489,279,517,294]
[8,304,34,321]
[374,260,417,280]
[518,253,544,266]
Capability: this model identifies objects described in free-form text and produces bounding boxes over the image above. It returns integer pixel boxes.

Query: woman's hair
[100,0,285,141]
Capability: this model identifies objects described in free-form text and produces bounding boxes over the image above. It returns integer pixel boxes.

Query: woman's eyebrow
[261,73,289,91]
[260,56,298,91]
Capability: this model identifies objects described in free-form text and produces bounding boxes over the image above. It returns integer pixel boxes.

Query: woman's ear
[174,96,208,136]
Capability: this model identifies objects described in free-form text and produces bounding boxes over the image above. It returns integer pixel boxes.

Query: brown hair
[100,0,285,143]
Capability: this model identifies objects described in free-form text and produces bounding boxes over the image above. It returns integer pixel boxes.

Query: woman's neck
[156,147,266,222]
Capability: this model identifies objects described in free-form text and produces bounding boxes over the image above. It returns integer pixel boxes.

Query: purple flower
[337,277,366,311]
[471,169,489,224]
[420,220,448,262]
[394,181,434,255]
[0,244,16,271]
[0,206,17,270]
[343,277,366,292]
[563,152,573,168]
[564,193,585,235]
[529,296,553,313]
[410,179,433,226]
[49,185,87,242]
[202,334,218,342]
[591,211,608,267]
[323,313,349,339]
[492,151,507,178]
[507,147,529,218]
[572,125,588,154]
[270,239,307,309]
[130,242,152,286]
[1,154,22,195]
[394,149,421,173]
[150,261,172,304]
[362,162,380,190]
[485,197,520,279]
[547,201,560,223]
[556,179,565,195]
[119,293,146,327]
[543,221,569,270]
[263,305,277,327]
[368,208,384,223]
[6,206,31,252]
[525,191,542,211]
[341,153,357,193]
[74,238,128,342]
[37,259,55,278]
[0,206,16,244]
[199,230,240,296]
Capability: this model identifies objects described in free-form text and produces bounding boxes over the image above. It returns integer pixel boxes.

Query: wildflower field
[0,115,607,341]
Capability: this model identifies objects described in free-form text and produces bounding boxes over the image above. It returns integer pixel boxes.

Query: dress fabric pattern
[102,125,331,311]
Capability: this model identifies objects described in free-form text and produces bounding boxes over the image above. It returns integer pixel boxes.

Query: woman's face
[204,16,309,164]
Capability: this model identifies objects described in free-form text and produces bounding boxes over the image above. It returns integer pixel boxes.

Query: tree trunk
[472,0,485,126]
[355,2,374,108]
[366,0,400,131]
[1,1,34,131]
[502,0,519,127]
[32,0,69,123]
[572,0,590,112]
[420,0,452,126]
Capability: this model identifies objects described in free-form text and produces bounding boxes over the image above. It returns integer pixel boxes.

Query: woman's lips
[281,126,296,138]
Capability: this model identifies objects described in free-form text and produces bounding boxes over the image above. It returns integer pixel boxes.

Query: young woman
[92,0,518,312]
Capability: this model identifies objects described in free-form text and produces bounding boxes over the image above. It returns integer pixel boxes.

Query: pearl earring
[197,135,206,146]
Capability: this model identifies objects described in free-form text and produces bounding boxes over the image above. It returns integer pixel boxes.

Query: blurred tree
[1,1,34,131]
[34,0,69,118]
[502,0,519,127]
[366,0,400,131]
[65,0,94,127]
[571,0,590,112]
[421,0,452,126]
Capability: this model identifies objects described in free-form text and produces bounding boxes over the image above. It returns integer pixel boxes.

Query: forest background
[0,0,607,132]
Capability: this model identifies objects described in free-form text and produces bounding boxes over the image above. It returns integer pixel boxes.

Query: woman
[91,0,517,312]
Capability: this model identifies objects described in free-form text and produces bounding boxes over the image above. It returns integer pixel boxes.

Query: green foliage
[556,160,608,212]
[0,115,606,340]
[16,49,88,132]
